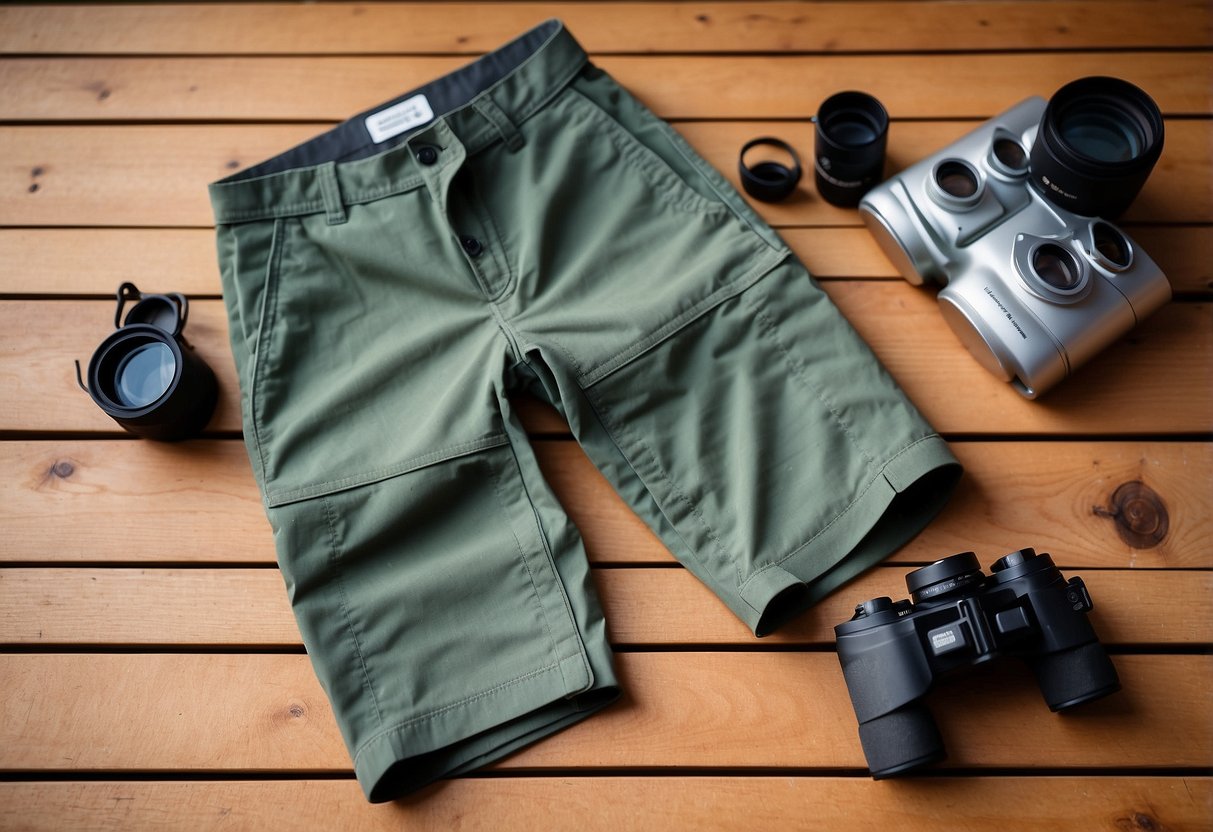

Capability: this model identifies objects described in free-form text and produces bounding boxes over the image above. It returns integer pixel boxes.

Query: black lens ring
[89,324,183,415]
[905,551,984,602]
[1047,84,1160,171]
[739,137,803,203]
[1030,76,1164,218]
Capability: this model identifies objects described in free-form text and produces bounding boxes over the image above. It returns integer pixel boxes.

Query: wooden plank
[0,566,1205,647]
[0,653,1206,770]
[0,777,1208,832]
[829,289,1212,436]
[4,120,1208,228]
[2,292,1208,436]
[2,2,1208,54]
[4,52,1211,121]
[3,225,1209,297]
[3,437,1208,568]
[542,440,1213,570]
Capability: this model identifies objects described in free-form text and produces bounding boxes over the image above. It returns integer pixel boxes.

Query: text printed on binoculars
[931,630,959,650]
[984,287,1028,340]
[1040,175,1077,201]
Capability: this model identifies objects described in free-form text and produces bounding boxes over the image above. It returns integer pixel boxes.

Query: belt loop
[473,96,526,152]
[317,161,348,225]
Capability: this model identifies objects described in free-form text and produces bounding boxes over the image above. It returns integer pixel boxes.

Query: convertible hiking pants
[209,19,961,802]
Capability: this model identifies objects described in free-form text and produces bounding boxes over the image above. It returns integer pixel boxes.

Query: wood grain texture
[0,654,1206,770]
[2,293,1207,436]
[4,52,1211,121]
[2,1,1208,54]
[0,566,1206,647]
[3,120,1209,227]
[4,440,1207,568]
[3,225,1209,297]
[0,777,1208,832]
[0,2,1208,825]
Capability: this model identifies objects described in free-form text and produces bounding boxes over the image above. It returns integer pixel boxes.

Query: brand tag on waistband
[364,94,435,144]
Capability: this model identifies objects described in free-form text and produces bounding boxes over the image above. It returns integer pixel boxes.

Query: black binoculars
[76,282,217,440]
[834,548,1120,778]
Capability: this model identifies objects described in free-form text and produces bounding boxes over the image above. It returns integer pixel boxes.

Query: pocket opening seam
[264,434,511,507]
[248,216,288,487]
[564,85,728,219]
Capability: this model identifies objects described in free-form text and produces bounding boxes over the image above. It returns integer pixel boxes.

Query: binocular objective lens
[935,161,979,198]
[1092,221,1132,269]
[992,138,1028,173]
[1032,243,1083,291]
[114,341,175,407]
[1057,102,1145,163]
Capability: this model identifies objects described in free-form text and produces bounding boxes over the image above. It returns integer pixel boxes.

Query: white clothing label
[365,94,435,143]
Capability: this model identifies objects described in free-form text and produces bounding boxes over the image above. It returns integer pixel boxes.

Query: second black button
[416,145,439,165]
[460,235,484,257]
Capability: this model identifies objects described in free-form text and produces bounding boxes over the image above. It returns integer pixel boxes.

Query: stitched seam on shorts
[265,435,510,506]
[248,217,286,489]
[474,190,516,303]
[351,661,561,766]
[582,381,727,576]
[321,494,384,729]
[739,435,945,597]
[578,247,789,387]
[745,283,876,467]
[501,434,592,690]
[483,450,564,676]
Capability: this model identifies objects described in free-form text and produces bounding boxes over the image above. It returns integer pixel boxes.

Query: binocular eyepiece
[76,282,217,441]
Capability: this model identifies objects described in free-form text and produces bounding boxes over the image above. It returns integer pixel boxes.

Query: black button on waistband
[416,145,439,165]
[460,235,484,256]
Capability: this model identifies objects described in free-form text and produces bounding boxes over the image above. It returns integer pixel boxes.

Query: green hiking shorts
[209,19,961,802]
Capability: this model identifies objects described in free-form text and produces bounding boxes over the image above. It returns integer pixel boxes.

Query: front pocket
[563,84,730,218]
[240,195,517,502]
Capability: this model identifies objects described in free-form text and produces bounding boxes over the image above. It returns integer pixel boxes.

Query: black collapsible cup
[77,282,217,440]
[814,91,890,207]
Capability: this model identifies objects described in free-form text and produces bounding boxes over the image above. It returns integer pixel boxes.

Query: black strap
[738,137,803,203]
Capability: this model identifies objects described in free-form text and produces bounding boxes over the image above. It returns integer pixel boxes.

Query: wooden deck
[1,2,1210,829]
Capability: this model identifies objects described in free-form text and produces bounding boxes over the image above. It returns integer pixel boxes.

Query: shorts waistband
[208,19,587,225]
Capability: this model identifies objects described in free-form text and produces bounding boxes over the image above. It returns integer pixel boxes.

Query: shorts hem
[737,434,962,636]
[353,660,620,803]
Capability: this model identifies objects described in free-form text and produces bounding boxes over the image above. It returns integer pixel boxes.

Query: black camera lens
[1031,243,1084,291]
[1091,221,1133,270]
[1029,76,1164,218]
[814,91,889,207]
[905,552,984,604]
[78,283,218,441]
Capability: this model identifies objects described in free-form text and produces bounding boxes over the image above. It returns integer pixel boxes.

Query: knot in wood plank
[1094,481,1169,549]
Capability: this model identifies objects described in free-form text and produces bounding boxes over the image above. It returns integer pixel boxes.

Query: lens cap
[124,296,185,336]
[739,137,803,202]
[814,91,889,207]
